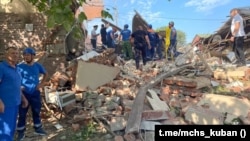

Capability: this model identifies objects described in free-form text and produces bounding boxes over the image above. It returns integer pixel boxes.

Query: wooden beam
[125,64,192,134]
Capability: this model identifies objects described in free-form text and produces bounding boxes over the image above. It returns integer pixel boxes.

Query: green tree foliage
[25,0,112,39]
[156,26,187,46]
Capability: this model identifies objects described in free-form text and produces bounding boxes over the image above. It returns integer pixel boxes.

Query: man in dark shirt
[107,27,117,48]
[146,24,157,60]
[100,24,109,48]
[130,26,151,70]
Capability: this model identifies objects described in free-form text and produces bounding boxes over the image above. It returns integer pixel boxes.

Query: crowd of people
[90,20,178,70]
[91,7,247,70]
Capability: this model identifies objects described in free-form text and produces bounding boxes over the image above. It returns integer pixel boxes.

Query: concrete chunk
[147,89,170,111]
[185,105,225,125]
[110,117,127,131]
[75,60,120,90]
[197,94,250,117]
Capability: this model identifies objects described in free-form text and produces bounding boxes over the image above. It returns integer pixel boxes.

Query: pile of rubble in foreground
[42,48,250,141]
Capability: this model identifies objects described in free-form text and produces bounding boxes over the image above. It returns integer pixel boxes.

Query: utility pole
[113,0,118,26]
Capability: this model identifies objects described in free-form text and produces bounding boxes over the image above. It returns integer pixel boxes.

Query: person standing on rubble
[107,27,118,48]
[91,25,100,50]
[0,47,28,141]
[165,24,171,59]
[146,24,158,61]
[230,8,246,67]
[130,26,151,70]
[168,21,177,60]
[119,24,133,60]
[155,32,163,60]
[16,47,48,141]
[100,23,109,49]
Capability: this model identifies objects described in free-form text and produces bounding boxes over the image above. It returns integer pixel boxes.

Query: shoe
[34,126,47,135]
[16,131,25,141]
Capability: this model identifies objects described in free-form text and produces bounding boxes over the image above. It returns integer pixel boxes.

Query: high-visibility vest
[165,27,171,47]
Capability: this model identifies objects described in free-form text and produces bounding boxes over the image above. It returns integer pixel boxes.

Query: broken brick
[214,66,250,80]
[161,117,187,125]
[229,86,242,93]
[114,136,124,141]
[159,94,170,102]
[141,110,172,121]
[163,76,197,88]
[124,133,136,141]
[161,85,202,96]
[72,123,80,131]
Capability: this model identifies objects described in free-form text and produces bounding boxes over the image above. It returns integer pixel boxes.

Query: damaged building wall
[195,7,250,60]
[0,0,76,61]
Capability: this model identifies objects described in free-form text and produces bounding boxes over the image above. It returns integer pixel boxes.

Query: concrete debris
[184,105,225,125]
[75,60,120,91]
[197,94,250,118]
[37,44,250,141]
[140,120,161,131]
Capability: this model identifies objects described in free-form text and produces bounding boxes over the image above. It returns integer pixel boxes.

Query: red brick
[161,85,202,96]
[141,110,172,121]
[160,117,187,125]
[124,133,136,141]
[163,76,197,88]
[229,86,242,93]
[243,86,250,93]
[159,94,170,102]
[114,136,124,141]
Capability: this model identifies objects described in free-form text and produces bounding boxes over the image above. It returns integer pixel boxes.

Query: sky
[86,0,250,43]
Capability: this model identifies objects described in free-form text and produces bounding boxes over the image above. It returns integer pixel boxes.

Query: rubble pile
[40,47,250,141]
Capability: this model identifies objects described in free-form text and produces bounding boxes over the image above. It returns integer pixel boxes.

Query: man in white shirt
[230,8,246,67]
[91,25,99,50]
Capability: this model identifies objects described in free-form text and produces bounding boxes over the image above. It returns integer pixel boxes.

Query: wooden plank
[146,89,170,111]
[125,64,192,134]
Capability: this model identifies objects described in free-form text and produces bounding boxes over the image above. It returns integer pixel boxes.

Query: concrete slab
[146,89,170,111]
[75,60,120,90]
[185,105,225,125]
[197,94,250,117]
